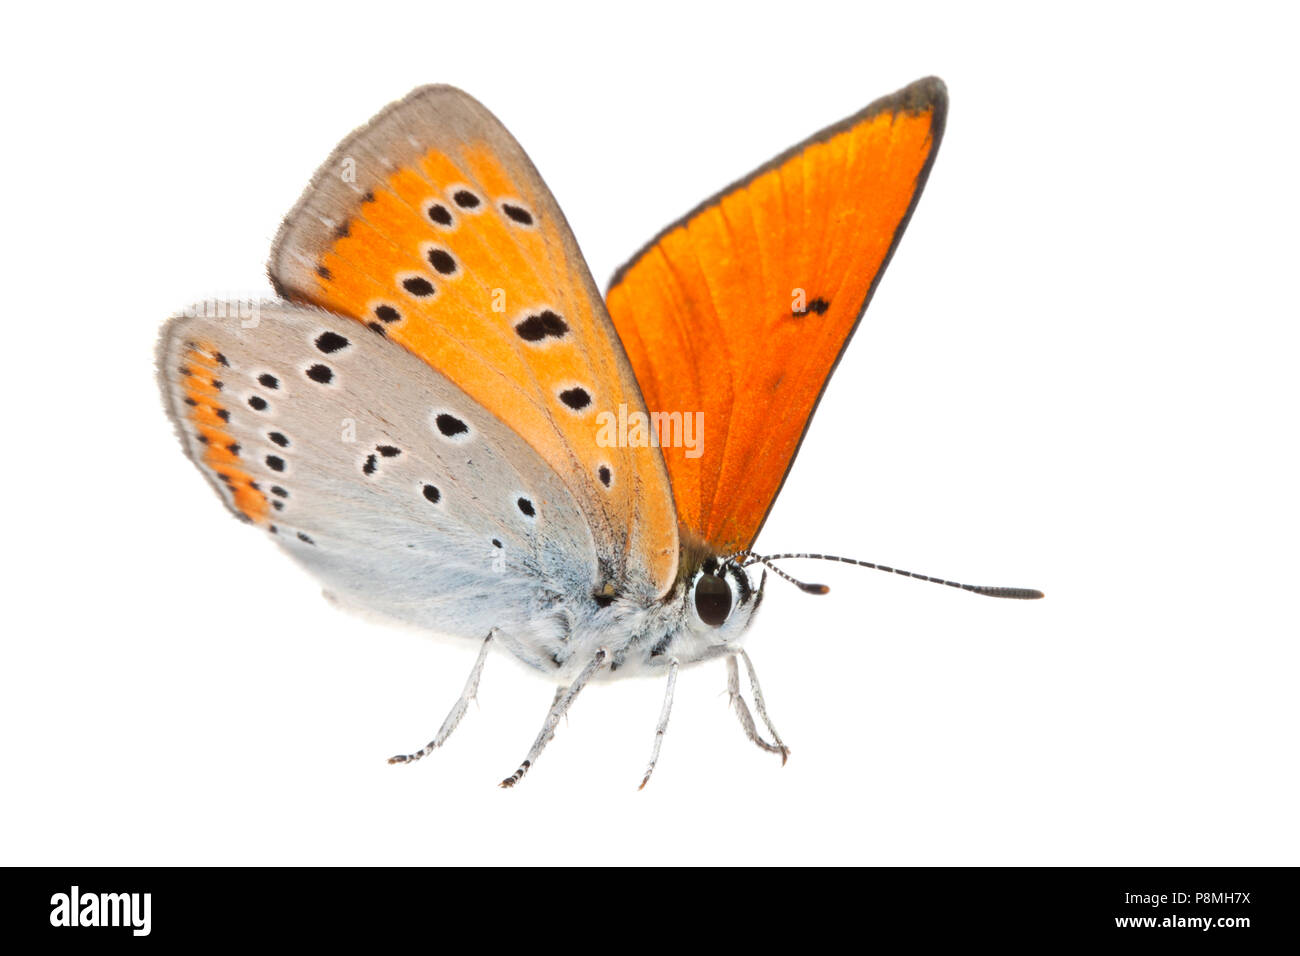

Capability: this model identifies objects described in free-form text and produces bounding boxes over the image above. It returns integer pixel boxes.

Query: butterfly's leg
[738,648,789,764]
[726,654,790,764]
[499,648,609,788]
[388,630,495,765]
[549,685,571,726]
[638,658,681,791]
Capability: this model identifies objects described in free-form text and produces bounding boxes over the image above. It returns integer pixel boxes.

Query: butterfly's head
[680,554,766,648]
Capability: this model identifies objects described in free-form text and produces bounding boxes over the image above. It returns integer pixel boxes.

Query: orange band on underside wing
[181,343,269,523]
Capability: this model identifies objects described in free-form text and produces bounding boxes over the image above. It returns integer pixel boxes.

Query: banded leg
[638,658,680,791]
[388,630,494,765]
[726,652,790,765]
[499,648,608,788]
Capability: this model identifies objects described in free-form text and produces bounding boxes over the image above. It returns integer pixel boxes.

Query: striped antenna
[725,551,1043,600]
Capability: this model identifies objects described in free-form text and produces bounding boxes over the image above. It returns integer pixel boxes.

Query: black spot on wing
[435,413,468,438]
[402,276,435,297]
[426,248,457,275]
[315,331,349,353]
[514,310,568,342]
[501,203,534,225]
[559,387,591,411]
[793,297,831,317]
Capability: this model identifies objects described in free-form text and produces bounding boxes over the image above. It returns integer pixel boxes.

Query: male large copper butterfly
[158,77,1040,788]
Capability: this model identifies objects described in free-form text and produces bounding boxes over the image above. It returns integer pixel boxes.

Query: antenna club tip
[993,587,1045,600]
[804,583,830,595]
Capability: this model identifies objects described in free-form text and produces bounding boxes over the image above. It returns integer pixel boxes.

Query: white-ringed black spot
[426,247,457,275]
[516,496,535,518]
[297,532,315,545]
[377,445,401,457]
[514,310,568,342]
[258,373,279,389]
[216,408,230,422]
[315,331,350,353]
[271,486,288,498]
[268,431,289,448]
[422,483,441,504]
[273,500,284,511]
[492,538,502,548]
[362,454,378,476]
[374,304,401,323]
[426,202,454,226]
[401,275,435,297]
[306,364,333,384]
[598,465,612,488]
[248,395,268,411]
[266,455,286,472]
[434,413,469,438]
[559,387,591,411]
[452,188,481,209]
[226,442,240,455]
[501,202,534,226]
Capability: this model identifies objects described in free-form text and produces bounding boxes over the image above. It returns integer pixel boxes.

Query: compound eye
[694,572,733,627]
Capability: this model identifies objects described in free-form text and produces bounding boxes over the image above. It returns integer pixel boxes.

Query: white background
[2,1,1295,866]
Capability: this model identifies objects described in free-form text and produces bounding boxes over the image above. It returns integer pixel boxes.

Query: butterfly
[157,76,1040,788]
